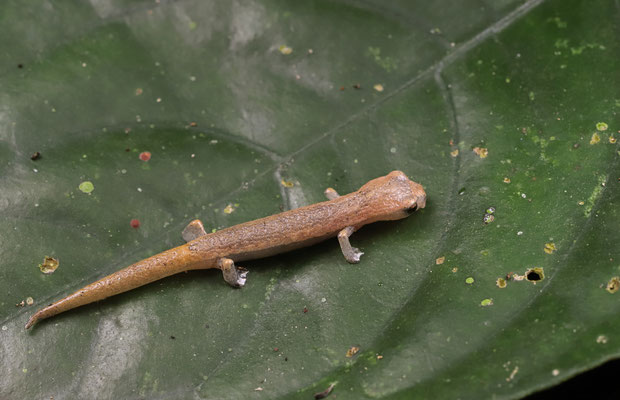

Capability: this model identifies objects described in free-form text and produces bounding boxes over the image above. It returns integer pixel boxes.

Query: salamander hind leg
[338,226,364,264]
[324,187,340,200]
[182,219,207,242]
[218,257,248,288]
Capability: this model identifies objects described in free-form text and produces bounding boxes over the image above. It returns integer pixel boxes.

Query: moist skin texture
[26,170,426,329]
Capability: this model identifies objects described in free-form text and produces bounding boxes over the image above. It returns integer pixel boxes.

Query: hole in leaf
[525,267,544,283]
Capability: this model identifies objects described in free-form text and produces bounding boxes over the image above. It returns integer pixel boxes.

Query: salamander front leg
[182,219,207,242]
[338,226,364,264]
[324,189,364,263]
[218,257,248,288]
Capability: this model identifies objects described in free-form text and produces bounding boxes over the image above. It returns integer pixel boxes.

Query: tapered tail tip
[25,314,38,329]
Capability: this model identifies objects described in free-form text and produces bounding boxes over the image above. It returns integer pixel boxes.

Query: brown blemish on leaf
[346,346,360,358]
[525,267,544,283]
[314,383,335,399]
[503,177,511,183]
[544,242,557,254]
[590,132,600,144]
[38,257,59,274]
[435,256,445,265]
[606,277,620,293]
[473,147,488,158]
[450,149,459,158]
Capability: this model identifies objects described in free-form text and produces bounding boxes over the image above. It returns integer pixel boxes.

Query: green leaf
[1,0,618,399]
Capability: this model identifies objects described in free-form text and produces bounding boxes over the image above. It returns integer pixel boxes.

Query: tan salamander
[26,170,426,329]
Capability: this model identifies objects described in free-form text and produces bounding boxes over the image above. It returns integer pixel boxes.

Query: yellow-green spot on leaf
[480,249,490,256]
[496,278,507,288]
[480,298,493,307]
[544,242,557,254]
[606,277,620,293]
[223,204,236,214]
[279,45,293,55]
[280,179,294,188]
[554,39,569,49]
[38,256,59,274]
[547,16,567,28]
[367,46,398,72]
[78,181,94,193]
[188,21,197,30]
[590,132,600,145]
[529,91,535,101]
[596,122,608,131]
[570,43,606,56]
[465,277,474,285]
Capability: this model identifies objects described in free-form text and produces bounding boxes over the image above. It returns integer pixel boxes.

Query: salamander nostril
[405,205,418,214]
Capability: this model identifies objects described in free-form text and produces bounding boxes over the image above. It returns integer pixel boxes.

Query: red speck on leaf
[303,307,308,313]
[139,151,151,161]
[130,219,140,228]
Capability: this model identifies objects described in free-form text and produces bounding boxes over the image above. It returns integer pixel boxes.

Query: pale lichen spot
[596,335,608,344]
[584,174,607,217]
[278,45,293,55]
[544,242,557,254]
[26,297,34,305]
[473,147,488,158]
[503,177,511,183]
[223,204,236,214]
[38,256,59,274]
[506,366,519,382]
[496,278,507,288]
[435,256,445,265]
[552,369,560,376]
[373,84,384,92]
[480,298,493,307]
[450,149,459,158]
[606,277,620,294]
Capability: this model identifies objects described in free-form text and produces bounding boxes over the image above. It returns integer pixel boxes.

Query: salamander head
[359,170,426,221]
